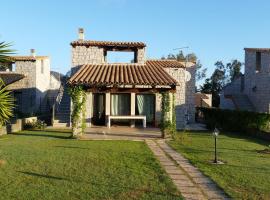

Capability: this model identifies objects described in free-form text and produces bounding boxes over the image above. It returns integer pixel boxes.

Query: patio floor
[81,126,162,140]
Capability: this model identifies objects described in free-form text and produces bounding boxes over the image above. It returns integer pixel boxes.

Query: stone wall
[244,50,270,113]
[195,93,212,108]
[7,58,52,114]
[223,75,244,96]
[137,48,146,64]
[164,65,196,129]
[71,46,105,73]
[8,61,37,114]
[219,91,236,110]
[0,119,22,135]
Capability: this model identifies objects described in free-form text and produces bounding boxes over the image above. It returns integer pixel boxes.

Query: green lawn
[169,132,270,200]
[0,131,182,200]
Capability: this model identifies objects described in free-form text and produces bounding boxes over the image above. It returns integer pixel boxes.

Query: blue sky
[1,0,270,85]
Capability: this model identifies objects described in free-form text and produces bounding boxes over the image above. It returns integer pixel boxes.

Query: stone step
[53,122,70,127]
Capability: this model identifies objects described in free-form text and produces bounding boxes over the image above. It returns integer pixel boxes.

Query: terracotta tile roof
[70,40,146,48]
[146,60,185,68]
[244,48,270,52]
[9,56,49,62]
[0,72,25,85]
[68,63,177,87]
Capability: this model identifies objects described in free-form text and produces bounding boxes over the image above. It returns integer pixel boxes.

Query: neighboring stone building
[195,93,212,108]
[220,48,270,113]
[0,49,61,116]
[58,28,196,129]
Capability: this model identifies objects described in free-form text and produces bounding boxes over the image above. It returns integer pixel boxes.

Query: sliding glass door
[111,94,130,116]
[136,94,155,124]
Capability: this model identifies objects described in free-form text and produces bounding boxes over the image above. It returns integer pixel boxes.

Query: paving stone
[174,179,195,187]
[179,186,201,194]
[160,161,176,166]
[166,169,184,175]
[193,177,214,184]
[170,174,190,181]
[181,193,206,200]
[163,165,180,170]
[154,141,230,200]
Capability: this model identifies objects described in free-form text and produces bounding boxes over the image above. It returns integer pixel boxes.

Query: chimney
[30,49,36,57]
[78,28,84,40]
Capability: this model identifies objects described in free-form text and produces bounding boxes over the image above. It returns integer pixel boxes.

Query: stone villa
[220,48,270,113]
[0,49,61,116]
[58,28,196,129]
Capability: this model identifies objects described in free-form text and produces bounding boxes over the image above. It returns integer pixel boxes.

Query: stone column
[85,92,92,127]
[105,93,111,127]
[130,93,136,127]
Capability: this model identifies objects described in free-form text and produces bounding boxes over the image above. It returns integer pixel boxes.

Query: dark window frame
[256,51,261,72]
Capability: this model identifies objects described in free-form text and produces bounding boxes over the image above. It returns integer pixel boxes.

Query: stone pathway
[145,139,230,200]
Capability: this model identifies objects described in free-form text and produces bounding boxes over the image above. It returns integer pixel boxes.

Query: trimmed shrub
[197,107,270,133]
[24,119,47,130]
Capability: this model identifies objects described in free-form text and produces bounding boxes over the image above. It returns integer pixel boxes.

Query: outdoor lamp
[213,128,219,163]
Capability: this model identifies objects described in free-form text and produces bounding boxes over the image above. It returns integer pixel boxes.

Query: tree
[0,42,14,63]
[0,79,14,127]
[226,59,242,81]
[200,59,242,107]
[0,41,15,127]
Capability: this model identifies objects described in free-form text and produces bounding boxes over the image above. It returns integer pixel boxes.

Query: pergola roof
[68,62,178,87]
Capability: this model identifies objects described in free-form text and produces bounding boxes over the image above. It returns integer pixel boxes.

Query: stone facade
[136,48,146,64]
[165,65,196,129]
[71,32,195,129]
[6,56,60,115]
[220,49,270,113]
[244,50,270,113]
[195,93,212,108]
[72,46,105,71]
[71,45,146,74]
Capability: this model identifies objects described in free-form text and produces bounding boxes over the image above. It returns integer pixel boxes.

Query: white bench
[107,115,146,128]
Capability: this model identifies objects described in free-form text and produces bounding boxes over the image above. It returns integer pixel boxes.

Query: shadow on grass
[17,171,68,180]
[44,129,72,133]
[17,170,181,198]
[54,145,90,150]
[11,132,72,139]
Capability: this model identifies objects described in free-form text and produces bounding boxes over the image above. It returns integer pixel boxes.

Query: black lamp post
[213,128,219,163]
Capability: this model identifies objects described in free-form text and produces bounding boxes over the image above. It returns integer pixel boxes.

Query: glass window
[111,94,130,115]
[136,94,155,123]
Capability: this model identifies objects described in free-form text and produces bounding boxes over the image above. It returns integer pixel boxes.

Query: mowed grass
[0,131,182,200]
[169,132,270,199]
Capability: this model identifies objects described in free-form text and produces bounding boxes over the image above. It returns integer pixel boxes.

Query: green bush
[197,107,270,133]
[24,120,47,130]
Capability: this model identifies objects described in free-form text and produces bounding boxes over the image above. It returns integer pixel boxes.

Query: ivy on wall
[68,85,86,137]
[160,92,176,138]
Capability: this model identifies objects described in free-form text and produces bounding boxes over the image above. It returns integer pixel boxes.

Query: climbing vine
[68,85,86,137]
[160,92,176,138]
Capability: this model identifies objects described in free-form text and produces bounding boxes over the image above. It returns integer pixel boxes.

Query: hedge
[197,107,270,135]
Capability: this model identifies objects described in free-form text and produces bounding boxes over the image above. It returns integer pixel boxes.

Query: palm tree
[0,79,14,126]
[0,42,14,63]
[0,41,15,127]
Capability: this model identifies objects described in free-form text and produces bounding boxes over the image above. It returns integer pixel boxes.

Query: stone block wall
[244,50,270,113]
[223,75,243,96]
[71,46,104,73]
[8,61,36,90]
[164,65,196,129]
[7,59,52,114]
[219,91,236,110]
[136,48,146,64]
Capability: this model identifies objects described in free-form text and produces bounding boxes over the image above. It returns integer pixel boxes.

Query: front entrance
[92,93,105,125]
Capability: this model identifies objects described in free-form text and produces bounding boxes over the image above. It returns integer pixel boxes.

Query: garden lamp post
[213,128,219,163]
